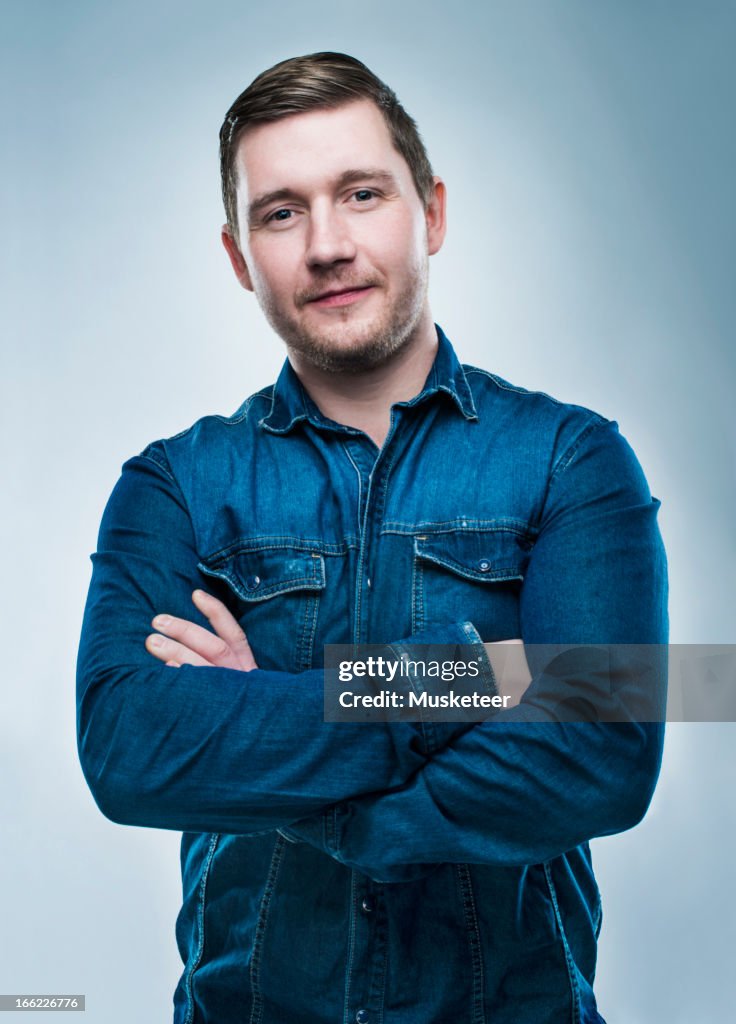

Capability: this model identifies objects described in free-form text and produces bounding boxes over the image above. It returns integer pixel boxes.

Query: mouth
[306,285,375,308]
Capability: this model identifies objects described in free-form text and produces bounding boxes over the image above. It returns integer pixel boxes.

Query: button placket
[345,882,386,1024]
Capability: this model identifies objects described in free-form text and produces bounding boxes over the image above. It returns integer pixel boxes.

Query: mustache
[297,275,381,306]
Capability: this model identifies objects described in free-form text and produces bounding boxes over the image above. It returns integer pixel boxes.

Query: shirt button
[361,896,375,913]
[244,574,261,591]
[355,1011,369,1024]
[478,559,491,572]
[366,577,372,589]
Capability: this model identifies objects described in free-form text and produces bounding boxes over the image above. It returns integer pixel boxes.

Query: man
[77,52,667,1023]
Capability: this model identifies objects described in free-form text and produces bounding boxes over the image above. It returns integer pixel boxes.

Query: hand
[145,589,258,671]
[483,639,531,706]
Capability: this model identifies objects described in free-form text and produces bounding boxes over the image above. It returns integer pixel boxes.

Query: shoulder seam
[138,443,176,482]
[464,366,568,407]
[550,414,610,482]
[147,386,275,447]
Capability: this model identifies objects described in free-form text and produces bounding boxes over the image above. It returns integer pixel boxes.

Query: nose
[304,202,356,269]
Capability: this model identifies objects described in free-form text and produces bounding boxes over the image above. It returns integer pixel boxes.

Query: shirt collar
[260,324,477,435]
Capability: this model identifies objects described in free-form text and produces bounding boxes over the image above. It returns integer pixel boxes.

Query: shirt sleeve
[285,419,669,877]
[76,448,473,836]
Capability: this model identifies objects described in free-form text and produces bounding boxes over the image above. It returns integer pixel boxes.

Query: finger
[192,590,247,644]
[151,613,234,664]
[145,632,213,667]
[192,590,258,670]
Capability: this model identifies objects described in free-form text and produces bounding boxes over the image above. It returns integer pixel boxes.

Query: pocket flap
[415,530,527,582]
[198,545,326,602]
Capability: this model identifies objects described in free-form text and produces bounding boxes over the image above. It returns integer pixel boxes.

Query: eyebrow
[247,168,400,223]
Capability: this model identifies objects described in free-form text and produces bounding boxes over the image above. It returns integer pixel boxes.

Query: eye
[267,208,293,223]
[353,189,376,202]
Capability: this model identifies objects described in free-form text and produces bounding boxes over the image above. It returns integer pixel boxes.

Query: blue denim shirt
[77,327,667,1023]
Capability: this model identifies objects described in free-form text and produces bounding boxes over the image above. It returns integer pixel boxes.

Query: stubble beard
[257,259,429,375]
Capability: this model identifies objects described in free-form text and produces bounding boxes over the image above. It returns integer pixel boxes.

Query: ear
[221,225,254,291]
[425,176,447,256]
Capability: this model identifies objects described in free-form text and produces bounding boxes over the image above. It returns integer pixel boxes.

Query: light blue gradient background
[2,1,734,1020]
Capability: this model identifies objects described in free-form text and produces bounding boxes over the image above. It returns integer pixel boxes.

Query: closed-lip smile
[308,285,375,307]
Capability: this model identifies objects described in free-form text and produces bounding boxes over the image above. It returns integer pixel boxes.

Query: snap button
[355,1011,369,1024]
[478,559,491,572]
[244,574,261,591]
[366,577,372,589]
[361,896,375,913]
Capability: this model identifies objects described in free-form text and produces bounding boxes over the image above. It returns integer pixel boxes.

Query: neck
[288,310,439,447]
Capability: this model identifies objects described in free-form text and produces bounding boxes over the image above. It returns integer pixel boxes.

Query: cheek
[250,248,296,301]
[378,214,427,272]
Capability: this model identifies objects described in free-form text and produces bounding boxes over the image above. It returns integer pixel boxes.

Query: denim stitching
[183,833,220,1024]
[342,442,366,644]
[368,893,389,1024]
[354,444,382,645]
[352,425,403,642]
[381,519,531,536]
[298,587,320,672]
[326,804,339,856]
[342,871,359,1024]
[235,387,273,422]
[455,864,486,1024]
[414,541,426,632]
[415,542,524,582]
[226,387,272,426]
[392,381,476,421]
[248,837,288,1024]
[353,535,366,645]
[138,445,177,481]
[410,538,423,635]
[543,861,582,1024]
[550,417,608,483]
[158,388,274,444]
[248,385,280,430]
[198,555,326,603]
[435,383,478,419]
[375,427,401,498]
[202,537,355,562]
[342,443,364,536]
[464,366,563,406]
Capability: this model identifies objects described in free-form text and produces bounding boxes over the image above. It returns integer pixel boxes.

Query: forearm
[77,658,430,835]
[76,451,473,833]
[287,643,666,877]
[292,717,663,880]
[288,420,669,875]
[77,569,478,834]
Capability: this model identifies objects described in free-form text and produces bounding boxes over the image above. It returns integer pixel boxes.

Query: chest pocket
[198,544,326,672]
[413,529,529,641]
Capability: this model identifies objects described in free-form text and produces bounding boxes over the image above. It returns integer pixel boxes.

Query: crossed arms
[77,419,668,874]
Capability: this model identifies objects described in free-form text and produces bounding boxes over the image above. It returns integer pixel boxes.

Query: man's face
[224,99,445,373]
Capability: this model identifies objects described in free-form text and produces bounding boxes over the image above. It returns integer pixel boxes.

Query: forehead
[234,99,409,195]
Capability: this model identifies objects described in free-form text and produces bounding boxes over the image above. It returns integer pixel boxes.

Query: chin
[289,324,412,374]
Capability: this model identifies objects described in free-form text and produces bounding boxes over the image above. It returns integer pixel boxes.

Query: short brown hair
[219,52,434,240]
